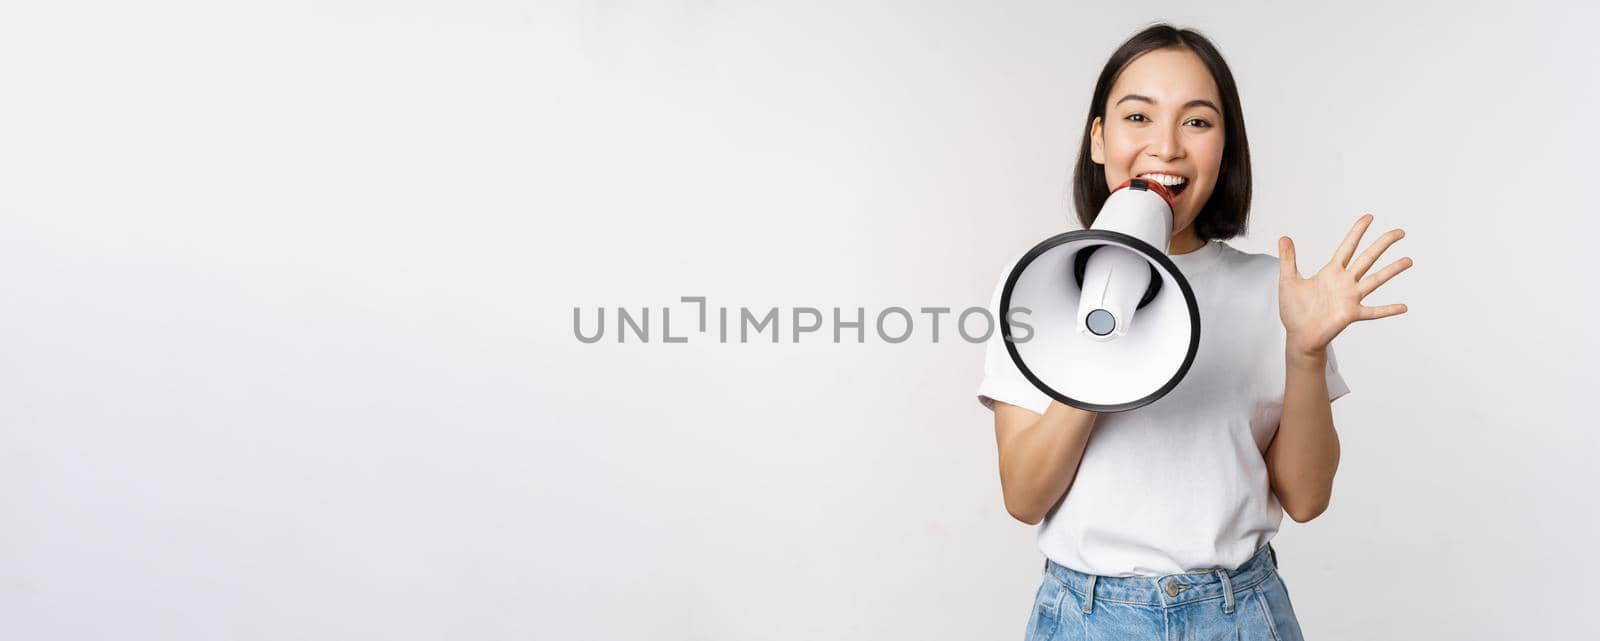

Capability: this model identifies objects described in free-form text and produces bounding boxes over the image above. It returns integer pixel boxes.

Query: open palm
[1278,214,1414,357]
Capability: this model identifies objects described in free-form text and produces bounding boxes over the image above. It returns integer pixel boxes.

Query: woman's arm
[993,400,1098,525]
[1272,213,1413,523]
[1266,348,1340,522]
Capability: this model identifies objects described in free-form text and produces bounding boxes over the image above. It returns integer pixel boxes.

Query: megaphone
[999,178,1201,412]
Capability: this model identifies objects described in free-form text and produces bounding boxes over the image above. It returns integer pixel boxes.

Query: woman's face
[1091,47,1225,249]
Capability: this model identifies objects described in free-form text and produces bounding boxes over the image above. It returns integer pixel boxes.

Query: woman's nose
[1147,124,1184,161]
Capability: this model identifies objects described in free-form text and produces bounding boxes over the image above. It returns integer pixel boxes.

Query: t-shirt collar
[1165,239,1223,271]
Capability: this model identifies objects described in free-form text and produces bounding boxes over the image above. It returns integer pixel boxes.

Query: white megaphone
[999,178,1201,412]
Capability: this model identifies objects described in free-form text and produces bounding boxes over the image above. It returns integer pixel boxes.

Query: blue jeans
[1024,544,1304,641]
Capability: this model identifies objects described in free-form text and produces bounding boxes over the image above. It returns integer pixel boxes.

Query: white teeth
[1138,173,1187,187]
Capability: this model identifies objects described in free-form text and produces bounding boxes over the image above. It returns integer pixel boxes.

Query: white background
[2,1,1597,639]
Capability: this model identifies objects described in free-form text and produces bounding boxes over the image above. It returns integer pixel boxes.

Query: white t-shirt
[977,239,1349,577]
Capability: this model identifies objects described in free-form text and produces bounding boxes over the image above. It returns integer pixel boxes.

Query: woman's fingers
[1358,255,1414,297]
[1359,303,1409,321]
[1333,214,1374,268]
[1279,236,1298,281]
[1349,228,1406,279]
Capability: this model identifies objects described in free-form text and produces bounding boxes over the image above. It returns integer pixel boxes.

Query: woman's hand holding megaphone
[1277,213,1413,361]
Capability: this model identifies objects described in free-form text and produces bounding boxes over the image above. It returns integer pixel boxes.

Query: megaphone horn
[999,178,1201,413]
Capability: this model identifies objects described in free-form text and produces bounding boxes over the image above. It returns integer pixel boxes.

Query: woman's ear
[1089,117,1105,165]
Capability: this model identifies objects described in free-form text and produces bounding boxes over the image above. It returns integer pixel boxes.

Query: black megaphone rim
[997,229,1202,413]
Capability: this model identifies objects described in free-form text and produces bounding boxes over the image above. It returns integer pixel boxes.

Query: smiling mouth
[1138,173,1190,198]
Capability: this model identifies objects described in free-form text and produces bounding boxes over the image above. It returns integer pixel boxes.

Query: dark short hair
[1072,24,1252,240]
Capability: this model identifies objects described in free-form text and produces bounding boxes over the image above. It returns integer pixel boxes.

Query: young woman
[977,25,1413,640]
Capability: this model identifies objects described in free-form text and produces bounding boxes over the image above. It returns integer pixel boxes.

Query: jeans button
[1165,581,1181,597]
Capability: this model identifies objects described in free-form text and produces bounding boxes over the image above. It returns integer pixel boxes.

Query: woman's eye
[1185,118,1212,128]
[1125,113,1149,123]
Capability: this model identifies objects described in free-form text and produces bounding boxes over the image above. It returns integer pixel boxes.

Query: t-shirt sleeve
[976,259,1052,415]
[1326,341,1351,403]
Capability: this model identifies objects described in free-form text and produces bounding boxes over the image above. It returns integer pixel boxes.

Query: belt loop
[1082,575,1097,614]
[1269,544,1279,569]
[1216,570,1235,614]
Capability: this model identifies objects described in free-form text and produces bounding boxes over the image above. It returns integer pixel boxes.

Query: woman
[977,24,1413,640]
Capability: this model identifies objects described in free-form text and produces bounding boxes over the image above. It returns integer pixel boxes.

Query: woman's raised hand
[1277,214,1413,359]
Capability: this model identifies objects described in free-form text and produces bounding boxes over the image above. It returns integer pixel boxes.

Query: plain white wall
[1,1,1597,639]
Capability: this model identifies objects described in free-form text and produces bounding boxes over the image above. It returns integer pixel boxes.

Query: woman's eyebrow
[1114,94,1221,114]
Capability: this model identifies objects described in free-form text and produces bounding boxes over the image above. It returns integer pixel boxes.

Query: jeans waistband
[1043,544,1279,610]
